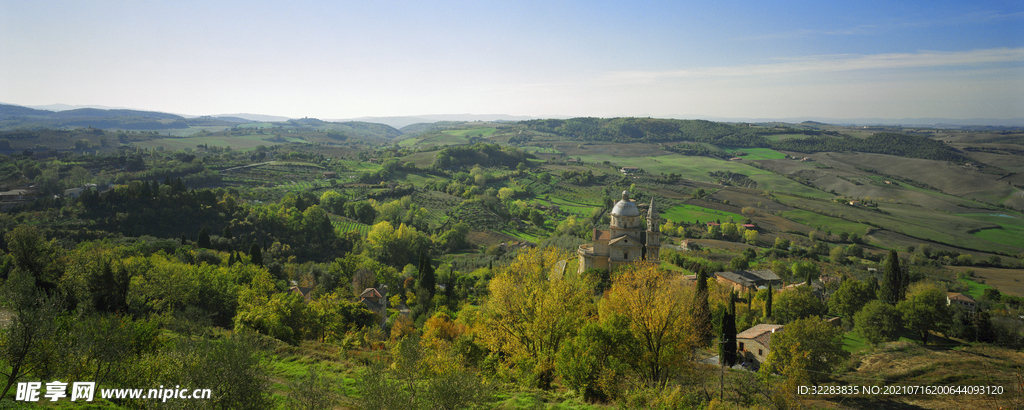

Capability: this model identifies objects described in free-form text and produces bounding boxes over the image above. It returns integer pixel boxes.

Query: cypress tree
[197,228,211,249]
[880,250,902,304]
[180,233,187,246]
[694,269,713,347]
[420,254,436,298]
[720,293,738,367]
[222,226,233,240]
[765,283,773,320]
[250,243,263,267]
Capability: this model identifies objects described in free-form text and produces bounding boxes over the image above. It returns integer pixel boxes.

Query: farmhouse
[713,269,782,292]
[620,167,640,174]
[289,285,314,302]
[947,292,977,316]
[578,191,660,273]
[737,324,784,367]
[359,287,389,328]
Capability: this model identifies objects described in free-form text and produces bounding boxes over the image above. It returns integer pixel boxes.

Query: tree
[0,272,62,399]
[773,287,826,324]
[601,262,700,387]
[762,316,848,386]
[790,261,819,283]
[417,252,436,299]
[287,367,339,410]
[480,247,593,389]
[764,283,773,320]
[827,279,875,324]
[197,227,212,249]
[249,243,263,267]
[879,250,905,304]
[693,270,714,347]
[897,282,950,345]
[740,229,757,245]
[853,300,902,345]
[719,293,738,368]
[222,226,233,240]
[829,246,846,264]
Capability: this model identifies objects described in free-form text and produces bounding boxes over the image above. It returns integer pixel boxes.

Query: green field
[576,154,832,198]
[662,205,742,224]
[959,277,995,300]
[397,137,421,147]
[967,213,1024,249]
[134,134,306,151]
[762,133,816,141]
[722,147,786,160]
[519,145,563,154]
[332,220,372,237]
[443,127,497,137]
[779,209,874,235]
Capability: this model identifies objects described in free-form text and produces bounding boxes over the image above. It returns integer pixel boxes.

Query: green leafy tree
[897,283,950,345]
[480,247,593,389]
[762,316,848,386]
[773,286,826,324]
[853,300,902,345]
[0,272,63,399]
[828,279,875,323]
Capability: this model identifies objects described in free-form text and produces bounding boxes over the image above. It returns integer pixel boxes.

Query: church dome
[611,191,640,217]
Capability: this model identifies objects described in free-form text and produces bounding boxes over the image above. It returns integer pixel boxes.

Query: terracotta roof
[737,324,784,340]
[947,292,975,303]
[593,229,610,241]
[359,288,385,299]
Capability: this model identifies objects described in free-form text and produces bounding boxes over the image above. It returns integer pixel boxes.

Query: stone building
[577,191,660,273]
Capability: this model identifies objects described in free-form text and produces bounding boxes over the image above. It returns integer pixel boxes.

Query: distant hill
[399,121,472,134]
[336,114,536,129]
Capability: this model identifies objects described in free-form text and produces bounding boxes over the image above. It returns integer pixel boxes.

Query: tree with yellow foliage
[600,261,701,388]
[480,247,594,388]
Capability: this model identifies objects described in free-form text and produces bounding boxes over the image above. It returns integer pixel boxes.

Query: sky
[1,0,1022,120]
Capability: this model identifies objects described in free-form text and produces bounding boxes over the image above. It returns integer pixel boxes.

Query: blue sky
[1,0,1022,120]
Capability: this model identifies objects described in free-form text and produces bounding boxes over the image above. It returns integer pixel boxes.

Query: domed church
[577,191,660,273]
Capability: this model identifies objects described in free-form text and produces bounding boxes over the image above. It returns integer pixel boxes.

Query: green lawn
[662,204,742,224]
[959,277,994,300]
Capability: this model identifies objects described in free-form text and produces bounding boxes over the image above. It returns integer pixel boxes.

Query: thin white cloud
[604,47,1024,83]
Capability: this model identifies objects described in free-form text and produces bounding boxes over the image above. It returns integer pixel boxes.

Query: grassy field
[960,212,1024,249]
[519,145,563,155]
[779,209,874,235]
[722,147,786,160]
[946,266,1024,297]
[135,134,306,151]
[575,153,832,198]
[662,204,742,224]
[762,133,816,141]
[958,277,995,300]
[443,127,497,137]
